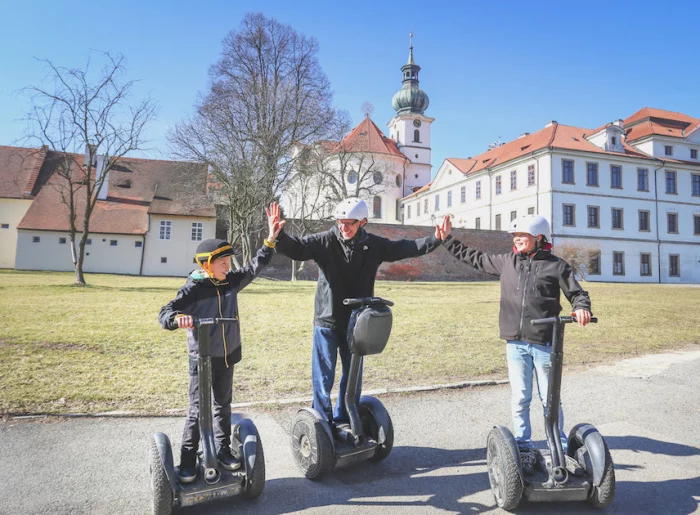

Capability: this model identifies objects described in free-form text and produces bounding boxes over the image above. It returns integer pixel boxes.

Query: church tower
[388,34,434,197]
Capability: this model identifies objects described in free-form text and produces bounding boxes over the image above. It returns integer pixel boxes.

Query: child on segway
[158,203,285,484]
[438,214,592,474]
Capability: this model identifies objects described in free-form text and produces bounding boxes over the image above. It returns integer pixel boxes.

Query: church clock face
[413,119,422,128]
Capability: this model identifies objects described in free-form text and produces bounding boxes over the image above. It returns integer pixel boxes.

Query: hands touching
[266,202,286,242]
[434,214,452,241]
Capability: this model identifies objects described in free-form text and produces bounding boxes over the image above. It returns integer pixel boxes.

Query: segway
[149,317,265,515]
[486,316,615,511]
[290,297,395,480]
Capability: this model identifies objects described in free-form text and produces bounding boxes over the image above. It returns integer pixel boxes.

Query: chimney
[544,121,557,128]
[518,132,530,139]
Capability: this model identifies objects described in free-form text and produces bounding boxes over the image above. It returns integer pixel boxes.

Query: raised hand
[266,202,286,242]
[435,214,452,240]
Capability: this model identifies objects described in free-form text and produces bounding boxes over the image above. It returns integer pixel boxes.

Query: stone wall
[263,222,513,282]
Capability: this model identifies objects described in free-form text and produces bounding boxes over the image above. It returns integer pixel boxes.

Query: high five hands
[266,202,286,242]
[435,214,452,241]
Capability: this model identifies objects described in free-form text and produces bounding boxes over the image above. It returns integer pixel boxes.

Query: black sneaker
[217,445,241,471]
[520,450,537,475]
[179,449,197,484]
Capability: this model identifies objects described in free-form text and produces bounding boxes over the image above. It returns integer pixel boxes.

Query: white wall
[0,198,32,269]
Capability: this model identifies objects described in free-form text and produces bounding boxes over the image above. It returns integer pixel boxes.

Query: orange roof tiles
[624,107,700,142]
[335,117,408,161]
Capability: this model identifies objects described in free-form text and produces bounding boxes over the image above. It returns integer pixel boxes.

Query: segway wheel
[486,428,522,511]
[149,437,173,515]
[567,426,616,509]
[360,403,394,462]
[239,430,266,499]
[290,411,333,480]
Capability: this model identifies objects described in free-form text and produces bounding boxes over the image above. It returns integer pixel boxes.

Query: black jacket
[276,225,441,330]
[159,245,274,362]
[442,235,591,345]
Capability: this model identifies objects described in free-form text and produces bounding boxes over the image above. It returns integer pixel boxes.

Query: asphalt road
[2,348,699,515]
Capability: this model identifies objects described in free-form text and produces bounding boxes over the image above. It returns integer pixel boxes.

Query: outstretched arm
[266,202,286,243]
[440,215,504,276]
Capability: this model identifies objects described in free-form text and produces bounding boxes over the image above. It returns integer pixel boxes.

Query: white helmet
[507,214,551,240]
[334,198,368,221]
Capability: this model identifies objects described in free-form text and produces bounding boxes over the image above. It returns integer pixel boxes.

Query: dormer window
[691,149,698,160]
[665,145,673,156]
[611,136,617,146]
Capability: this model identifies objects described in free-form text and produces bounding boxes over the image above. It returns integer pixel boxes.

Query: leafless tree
[24,52,157,285]
[170,12,347,263]
[553,241,601,280]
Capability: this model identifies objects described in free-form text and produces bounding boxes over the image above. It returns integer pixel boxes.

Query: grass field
[0,270,698,415]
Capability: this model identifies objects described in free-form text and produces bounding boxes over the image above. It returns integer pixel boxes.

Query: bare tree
[24,52,157,285]
[553,241,600,280]
[170,12,347,263]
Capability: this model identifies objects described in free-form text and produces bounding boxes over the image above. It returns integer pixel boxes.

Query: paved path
[2,349,699,514]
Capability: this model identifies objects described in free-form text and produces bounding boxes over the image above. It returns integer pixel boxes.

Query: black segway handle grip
[343,297,394,308]
[194,316,240,327]
[530,316,598,326]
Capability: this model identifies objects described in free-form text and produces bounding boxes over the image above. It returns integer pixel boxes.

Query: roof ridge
[23,146,48,197]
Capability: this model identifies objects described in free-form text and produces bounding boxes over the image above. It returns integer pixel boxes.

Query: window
[640,253,652,276]
[665,145,673,156]
[613,252,625,276]
[110,240,118,246]
[460,185,466,203]
[495,214,502,231]
[695,215,700,235]
[395,174,402,188]
[59,237,66,244]
[347,170,358,184]
[611,136,617,146]
[667,212,678,233]
[587,206,600,228]
[447,190,452,208]
[476,181,482,199]
[510,170,517,190]
[563,204,575,226]
[637,168,649,191]
[135,241,143,248]
[495,176,502,195]
[32,236,40,243]
[434,195,440,211]
[373,196,382,218]
[86,239,92,245]
[416,201,421,217]
[406,205,411,219]
[588,251,601,275]
[413,129,420,142]
[424,198,428,214]
[669,254,680,277]
[373,172,383,185]
[0,224,8,229]
[691,149,698,160]
[612,208,624,229]
[665,171,677,194]
[161,257,167,264]
[191,222,203,241]
[159,220,172,240]
[587,163,599,186]
[692,174,700,196]
[510,210,517,222]
[639,210,650,232]
[527,164,535,186]
[528,207,535,215]
[610,165,622,189]
[562,159,574,184]
[475,217,481,230]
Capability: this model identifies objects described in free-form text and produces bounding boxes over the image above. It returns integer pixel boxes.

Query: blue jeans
[506,340,567,452]
[312,326,363,423]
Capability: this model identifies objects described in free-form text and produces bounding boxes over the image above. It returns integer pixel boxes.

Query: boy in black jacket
[438,213,592,475]
[159,204,284,483]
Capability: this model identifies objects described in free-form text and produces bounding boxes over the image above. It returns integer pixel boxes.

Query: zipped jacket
[276,226,441,330]
[159,245,274,363]
[442,235,591,345]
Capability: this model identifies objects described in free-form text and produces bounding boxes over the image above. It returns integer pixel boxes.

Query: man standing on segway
[270,198,444,430]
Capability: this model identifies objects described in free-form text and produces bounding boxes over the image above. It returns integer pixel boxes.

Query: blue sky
[1,0,699,175]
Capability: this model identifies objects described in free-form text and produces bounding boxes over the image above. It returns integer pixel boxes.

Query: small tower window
[373,196,382,218]
[413,129,420,142]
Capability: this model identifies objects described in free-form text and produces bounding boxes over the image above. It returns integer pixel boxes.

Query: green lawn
[1,270,698,415]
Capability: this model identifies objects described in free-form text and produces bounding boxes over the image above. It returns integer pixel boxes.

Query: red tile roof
[0,145,48,198]
[335,117,408,161]
[624,107,700,142]
[15,149,214,234]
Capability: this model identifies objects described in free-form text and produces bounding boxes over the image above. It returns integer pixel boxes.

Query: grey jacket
[442,235,591,345]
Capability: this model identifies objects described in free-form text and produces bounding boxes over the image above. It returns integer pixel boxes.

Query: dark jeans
[181,355,235,454]
[312,326,362,424]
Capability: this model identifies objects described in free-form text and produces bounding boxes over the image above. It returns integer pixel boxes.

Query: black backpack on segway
[290,297,395,480]
[148,317,265,515]
[486,316,616,511]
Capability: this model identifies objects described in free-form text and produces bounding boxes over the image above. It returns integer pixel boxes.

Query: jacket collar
[514,242,553,260]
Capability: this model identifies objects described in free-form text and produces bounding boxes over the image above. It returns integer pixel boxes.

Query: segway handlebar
[343,297,394,308]
[530,316,598,326]
[194,317,240,327]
